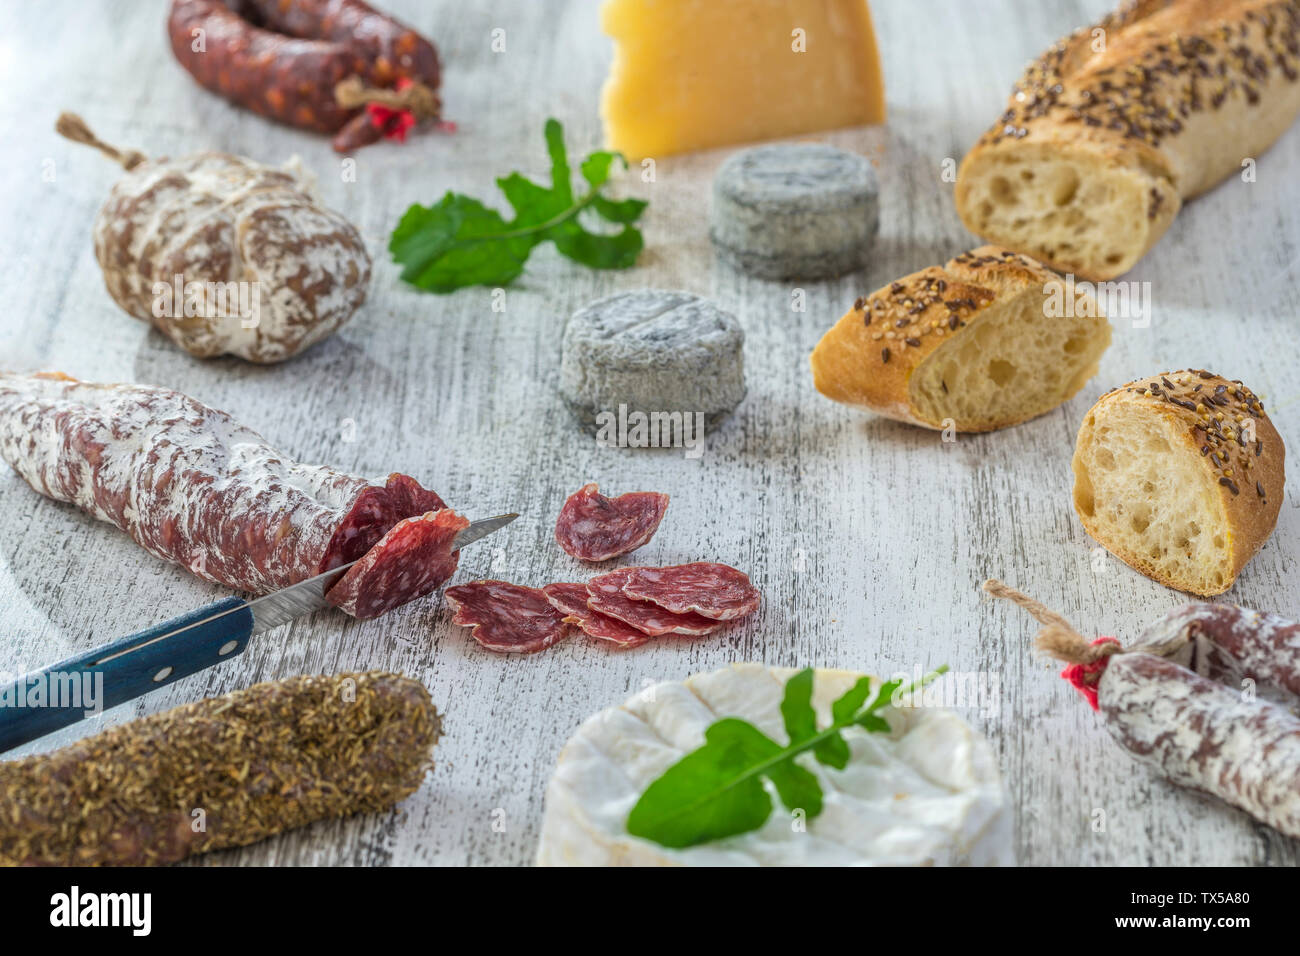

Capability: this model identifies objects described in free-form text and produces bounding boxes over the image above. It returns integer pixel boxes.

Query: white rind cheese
[710,144,880,280]
[536,663,1013,866]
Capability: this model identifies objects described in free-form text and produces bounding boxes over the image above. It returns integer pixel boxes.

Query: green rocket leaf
[626,666,950,848]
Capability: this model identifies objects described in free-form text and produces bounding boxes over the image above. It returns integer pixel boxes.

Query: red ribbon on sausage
[367,77,418,142]
[1060,636,1120,710]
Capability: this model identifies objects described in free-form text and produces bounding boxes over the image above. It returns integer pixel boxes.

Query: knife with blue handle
[0,513,517,754]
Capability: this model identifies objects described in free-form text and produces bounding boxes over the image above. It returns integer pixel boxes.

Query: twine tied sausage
[982,578,1126,709]
[334,76,441,119]
[55,113,147,170]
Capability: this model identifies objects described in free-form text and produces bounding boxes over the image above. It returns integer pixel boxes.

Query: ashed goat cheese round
[536,663,1013,866]
[710,143,879,280]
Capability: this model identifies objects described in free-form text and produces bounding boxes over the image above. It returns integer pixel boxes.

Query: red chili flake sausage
[445,580,574,654]
[586,569,723,637]
[166,0,440,142]
[554,483,669,562]
[542,582,652,648]
[0,373,457,618]
[619,562,760,621]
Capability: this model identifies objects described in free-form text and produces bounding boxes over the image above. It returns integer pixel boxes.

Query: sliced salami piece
[619,562,760,621]
[542,582,652,648]
[555,483,669,562]
[586,569,724,637]
[0,373,450,617]
[445,580,574,654]
[326,510,468,619]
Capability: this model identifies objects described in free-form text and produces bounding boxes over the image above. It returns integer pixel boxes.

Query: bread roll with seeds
[1072,370,1285,596]
[810,246,1112,432]
[955,0,1300,281]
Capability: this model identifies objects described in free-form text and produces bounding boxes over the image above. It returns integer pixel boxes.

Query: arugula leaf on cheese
[626,666,948,849]
[389,118,647,293]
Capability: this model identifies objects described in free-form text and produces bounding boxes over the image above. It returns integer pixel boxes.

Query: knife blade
[0,513,517,753]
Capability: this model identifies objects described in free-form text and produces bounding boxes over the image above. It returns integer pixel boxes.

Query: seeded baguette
[810,246,1112,432]
[0,672,440,866]
[1072,370,1285,595]
[955,0,1300,281]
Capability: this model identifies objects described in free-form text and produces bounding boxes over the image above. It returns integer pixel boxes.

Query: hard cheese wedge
[600,0,886,159]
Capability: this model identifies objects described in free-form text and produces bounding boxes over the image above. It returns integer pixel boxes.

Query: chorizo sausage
[166,0,440,144]
[0,672,440,866]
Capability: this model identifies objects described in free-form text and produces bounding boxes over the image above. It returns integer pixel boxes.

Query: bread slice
[810,246,1112,432]
[955,0,1300,281]
[1072,371,1285,595]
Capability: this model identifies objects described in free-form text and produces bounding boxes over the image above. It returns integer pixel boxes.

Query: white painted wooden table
[1,0,1298,867]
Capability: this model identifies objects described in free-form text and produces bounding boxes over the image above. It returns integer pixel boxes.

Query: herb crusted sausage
[0,672,440,866]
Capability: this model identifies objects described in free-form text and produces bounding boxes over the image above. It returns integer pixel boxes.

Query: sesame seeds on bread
[955,0,1300,280]
[1072,370,1285,596]
[810,246,1112,432]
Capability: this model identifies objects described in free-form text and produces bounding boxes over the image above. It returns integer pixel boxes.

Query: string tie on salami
[54,113,147,171]
[981,579,1124,710]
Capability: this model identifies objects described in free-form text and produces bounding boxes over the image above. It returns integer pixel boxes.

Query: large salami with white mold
[0,372,460,618]
[1098,652,1300,839]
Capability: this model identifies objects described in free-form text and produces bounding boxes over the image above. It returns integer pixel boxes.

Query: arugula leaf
[388,119,648,293]
[626,666,949,849]
[625,720,779,848]
[779,668,817,744]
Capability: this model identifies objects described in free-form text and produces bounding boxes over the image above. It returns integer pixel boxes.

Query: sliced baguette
[810,246,1112,432]
[956,0,1300,281]
[1072,370,1285,595]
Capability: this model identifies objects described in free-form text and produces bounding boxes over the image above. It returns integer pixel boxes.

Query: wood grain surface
[1,0,1298,866]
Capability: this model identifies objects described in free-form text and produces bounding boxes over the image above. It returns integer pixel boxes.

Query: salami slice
[619,562,759,621]
[541,582,652,648]
[586,569,724,637]
[555,483,669,562]
[326,510,468,619]
[445,580,574,654]
[0,373,452,617]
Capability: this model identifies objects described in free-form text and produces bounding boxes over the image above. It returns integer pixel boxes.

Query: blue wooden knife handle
[0,596,253,754]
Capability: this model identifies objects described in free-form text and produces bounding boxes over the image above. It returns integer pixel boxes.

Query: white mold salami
[0,372,455,617]
[93,151,371,363]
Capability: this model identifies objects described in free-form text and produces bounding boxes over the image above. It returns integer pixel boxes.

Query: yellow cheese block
[600,0,886,159]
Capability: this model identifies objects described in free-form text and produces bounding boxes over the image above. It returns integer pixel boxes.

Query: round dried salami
[542,582,652,648]
[619,562,760,621]
[586,569,723,637]
[555,483,669,562]
[445,580,574,654]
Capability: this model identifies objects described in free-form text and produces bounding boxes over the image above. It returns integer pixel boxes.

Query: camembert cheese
[536,663,1013,866]
[600,0,887,159]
